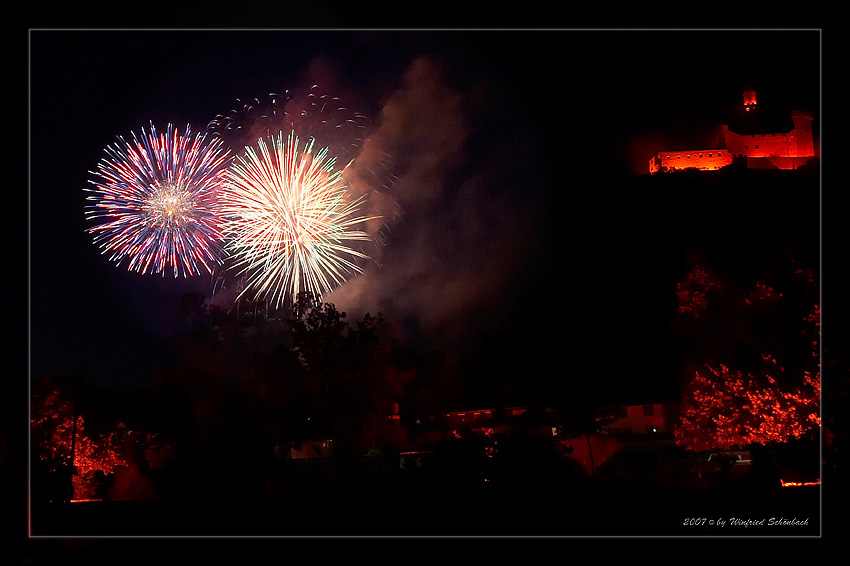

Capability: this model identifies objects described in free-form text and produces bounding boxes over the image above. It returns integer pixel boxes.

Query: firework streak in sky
[220,131,377,308]
[85,123,232,277]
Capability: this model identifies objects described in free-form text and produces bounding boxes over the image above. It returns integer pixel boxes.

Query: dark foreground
[28,480,820,538]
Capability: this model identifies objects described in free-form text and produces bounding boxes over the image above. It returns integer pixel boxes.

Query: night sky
[28,29,821,397]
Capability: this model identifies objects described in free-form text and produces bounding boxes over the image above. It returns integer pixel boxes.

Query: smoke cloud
[327,56,544,354]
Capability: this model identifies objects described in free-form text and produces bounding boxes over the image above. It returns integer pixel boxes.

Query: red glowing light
[780,479,820,487]
[744,281,782,305]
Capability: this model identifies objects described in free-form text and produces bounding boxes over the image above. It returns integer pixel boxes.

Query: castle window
[708,153,712,157]
[699,153,703,158]
[755,145,759,149]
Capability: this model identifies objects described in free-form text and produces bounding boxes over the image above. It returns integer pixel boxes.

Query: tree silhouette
[287,292,397,467]
[140,289,420,498]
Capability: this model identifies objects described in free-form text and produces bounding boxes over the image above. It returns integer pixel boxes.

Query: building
[649,90,817,174]
[599,401,682,438]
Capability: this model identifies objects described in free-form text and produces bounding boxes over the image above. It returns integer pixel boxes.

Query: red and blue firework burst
[85,123,233,277]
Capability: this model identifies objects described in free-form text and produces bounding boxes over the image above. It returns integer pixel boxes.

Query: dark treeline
[33,292,439,502]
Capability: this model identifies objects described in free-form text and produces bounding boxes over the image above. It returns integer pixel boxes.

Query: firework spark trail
[208,86,370,165]
[221,131,378,308]
[85,123,232,277]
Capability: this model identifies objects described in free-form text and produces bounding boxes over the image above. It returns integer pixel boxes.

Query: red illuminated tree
[675,361,820,452]
[31,376,168,501]
[675,264,722,319]
[31,378,127,500]
[673,260,820,453]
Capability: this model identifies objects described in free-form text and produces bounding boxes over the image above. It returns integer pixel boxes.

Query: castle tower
[743,90,758,112]
[790,110,815,157]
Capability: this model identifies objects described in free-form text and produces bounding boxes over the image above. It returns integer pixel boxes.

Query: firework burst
[220,131,378,308]
[84,123,232,277]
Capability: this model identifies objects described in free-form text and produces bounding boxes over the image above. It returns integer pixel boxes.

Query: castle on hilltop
[649,90,818,174]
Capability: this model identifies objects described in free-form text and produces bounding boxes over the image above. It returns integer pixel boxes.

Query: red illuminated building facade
[649,90,818,174]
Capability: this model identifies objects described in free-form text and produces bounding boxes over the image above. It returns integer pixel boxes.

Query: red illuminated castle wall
[649,91,817,174]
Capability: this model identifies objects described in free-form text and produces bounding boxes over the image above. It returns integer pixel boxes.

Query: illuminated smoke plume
[326,56,545,354]
[325,56,471,326]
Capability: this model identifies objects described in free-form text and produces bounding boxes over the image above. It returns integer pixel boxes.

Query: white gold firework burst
[220,131,378,308]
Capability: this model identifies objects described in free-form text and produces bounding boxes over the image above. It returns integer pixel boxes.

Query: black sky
[28,29,821,395]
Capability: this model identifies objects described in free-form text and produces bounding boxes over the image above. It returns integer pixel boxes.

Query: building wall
[791,111,815,157]
[650,149,733,174]
[725,130,797,159]
[747,156,814,170]
[289,439,335,460]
